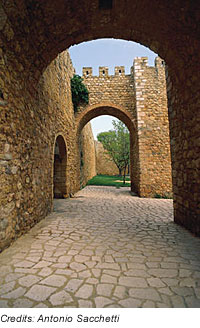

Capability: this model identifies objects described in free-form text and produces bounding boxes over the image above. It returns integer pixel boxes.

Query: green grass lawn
[86,174,131,187]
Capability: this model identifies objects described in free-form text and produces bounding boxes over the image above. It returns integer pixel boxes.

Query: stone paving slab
[0,186,200,307]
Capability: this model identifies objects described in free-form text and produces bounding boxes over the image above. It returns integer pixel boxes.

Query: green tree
[71,75,89,112]
[97,120,130,184]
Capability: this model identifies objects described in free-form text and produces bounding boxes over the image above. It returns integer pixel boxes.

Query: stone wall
[95,141,119,176]
[77,59,172,197]
[133,57,172,197]
[0,50,81,251]
[82,66,135,116]
[166,66,200,235]
[80,123,96,187]
[79,66,139,193]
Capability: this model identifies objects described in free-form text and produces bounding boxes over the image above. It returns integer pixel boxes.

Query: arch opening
[53,135,68,199]
[76,104,137,193]
[92,115,131,184]
[76,103,136,135]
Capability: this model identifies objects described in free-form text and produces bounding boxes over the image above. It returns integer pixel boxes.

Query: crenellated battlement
[133,56,165,72]
[134,56,148,68]
[82,67,93,78]
[82,57,165,78]
[82,65,126,77]
[99,66,109,77]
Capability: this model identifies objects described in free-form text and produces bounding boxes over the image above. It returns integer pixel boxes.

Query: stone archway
[76,102,136,133]
[53,135,68,198]
[76,102,137,193]
[0,0,199,239]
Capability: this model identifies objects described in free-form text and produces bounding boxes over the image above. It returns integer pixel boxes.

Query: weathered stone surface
[70,262,87,272]
[148,269,178,278]
[25,285,56,301]
[147,278,166,288]
[65,279,83,293]
[80,123,96,187]
[103,269,121,277]
[86,278,98,284]
[97,284,114,297]
[113,286,127,299]
[119,277,148,288]
[5,273,24,282]
[124,269,150,278]
[58,256,73,263]
[40,274,67,287]
[92,269,101,278]
[0,186,200,308]
[38,268,53,277]
[14,260,34,268]
[118,298,142,308]
[34,303,48,308]
[171,295,186,308]
[171,287,194,297]
[95,141,119,176]
[185,297,200,308]
[129,288,161,301]
[2,287,26,299]
[18,275,41,287]
[78,270,91,279]
[78,300,93,307]
[75,284,93,299]
[49,291,73,306]
[13,298,34,308]
[74,255,90,263]
[0,300,9,307]
[0,4,7,30]
[179,278,196,288]
[94,296,112,308]
[32,261,52,269]
[101,274,117,284]
[143,300,156,308]
[0,281,15,294]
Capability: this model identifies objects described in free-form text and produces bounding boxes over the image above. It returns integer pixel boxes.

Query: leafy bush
[71,75,89,112]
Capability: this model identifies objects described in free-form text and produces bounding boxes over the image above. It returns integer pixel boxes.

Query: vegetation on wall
[71,75,89,112]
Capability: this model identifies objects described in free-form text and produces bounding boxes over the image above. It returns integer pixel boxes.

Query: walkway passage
[0,186,200,308]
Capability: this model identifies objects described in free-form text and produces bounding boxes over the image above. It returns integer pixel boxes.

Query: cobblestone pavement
[0,186,200,308]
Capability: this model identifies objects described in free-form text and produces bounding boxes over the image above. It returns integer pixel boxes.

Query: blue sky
[69,39,157,139]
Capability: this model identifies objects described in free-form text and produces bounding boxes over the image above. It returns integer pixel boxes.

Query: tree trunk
[119,168,122,176]
[123,167,126,184]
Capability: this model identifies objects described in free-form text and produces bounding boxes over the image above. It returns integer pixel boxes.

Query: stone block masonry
[80,123,97,187]
[95,141,119,176]
[133,57,172,196]
[0,50,95,251]
[78,58,172,197]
